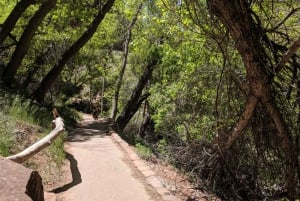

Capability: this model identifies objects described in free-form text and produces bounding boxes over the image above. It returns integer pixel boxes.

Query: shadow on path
[51,152,81,193]
[67,120,110,142]
[50,118,110,194]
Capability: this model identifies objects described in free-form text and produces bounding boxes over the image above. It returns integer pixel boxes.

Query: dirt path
[53,115,160,201]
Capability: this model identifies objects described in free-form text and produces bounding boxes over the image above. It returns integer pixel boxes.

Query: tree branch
[5,117,64,163]
[265,7,300,33]
[222,95,258,151]
[275,36,300,73]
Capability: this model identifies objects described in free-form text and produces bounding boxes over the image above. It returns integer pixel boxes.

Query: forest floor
[39,114,220,201]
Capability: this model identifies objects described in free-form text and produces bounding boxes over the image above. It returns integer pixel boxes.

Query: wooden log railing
[5,117,65,163]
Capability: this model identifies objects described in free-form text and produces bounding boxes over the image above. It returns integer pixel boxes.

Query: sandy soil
[52,115,161,201]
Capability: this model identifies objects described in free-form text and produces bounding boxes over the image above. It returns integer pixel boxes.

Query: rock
[0,158,44,201]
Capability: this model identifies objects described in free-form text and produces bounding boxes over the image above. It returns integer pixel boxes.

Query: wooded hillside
[1,0,300,200]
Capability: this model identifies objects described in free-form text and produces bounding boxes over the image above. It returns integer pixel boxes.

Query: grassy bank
[0,93,67,166]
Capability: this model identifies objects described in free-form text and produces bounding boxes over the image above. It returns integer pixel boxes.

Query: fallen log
[5,117,64,163]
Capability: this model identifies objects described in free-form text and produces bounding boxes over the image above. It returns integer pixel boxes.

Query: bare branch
[6,117,64,163]
[265,7,300,33]
[222,95,258,151]
[275,36,300,73]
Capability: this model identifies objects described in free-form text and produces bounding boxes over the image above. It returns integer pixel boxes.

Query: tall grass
[48,131,66,167]
[0,93,66,166]
[0,91,15,156]
[0,110,15,156]
[9,95,52,128]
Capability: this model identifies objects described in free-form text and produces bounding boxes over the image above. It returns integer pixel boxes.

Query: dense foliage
[1,0,300,200]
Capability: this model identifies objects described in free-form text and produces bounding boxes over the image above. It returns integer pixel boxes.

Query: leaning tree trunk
[296,79,300,182]
[111,3,143,119]
[116,57,158,132]
[208,0,296,199]
[23,46,51,88]
[0,0,36,45]
[32,0,116,102]
[1,0,56,86]
[138,100,153,139]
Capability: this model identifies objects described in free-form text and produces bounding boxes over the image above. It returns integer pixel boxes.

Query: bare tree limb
[275,36,300,73]
[265,7,300,33]
[264,101,296,197]
[5,117,64,163]
[110,2,143,119]
[223,95,258,151]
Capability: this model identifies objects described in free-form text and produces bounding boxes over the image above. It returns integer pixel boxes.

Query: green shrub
[135,143,152,159]
[157,138,168,155]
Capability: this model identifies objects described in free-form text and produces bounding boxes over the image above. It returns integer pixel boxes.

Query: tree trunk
[208,0,296,199]
[5,117,64,163]
[138,100,154,139]
[110,3,143,119]
[32,0,116,103]
[0,0,36,45]
[23,46,51,88]
[116,58,158,132]
[223,95,258,150]
[1,0,56,86]
[100,76,105,115]
[296,80,300,182]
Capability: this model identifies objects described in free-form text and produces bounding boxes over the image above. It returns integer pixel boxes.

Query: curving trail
[53,114,160,201]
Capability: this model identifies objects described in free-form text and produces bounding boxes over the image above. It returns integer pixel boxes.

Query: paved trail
[54,115,159,201]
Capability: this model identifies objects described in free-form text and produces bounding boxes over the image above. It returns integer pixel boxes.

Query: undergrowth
[8,95,52,128]
[135,142,152,159]
[0,110,15,156]
[0,92,66,167]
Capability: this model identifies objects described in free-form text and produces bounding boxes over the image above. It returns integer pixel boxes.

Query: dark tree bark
[32,0,116,102]
[208,0,296,199]
[223,95,258,150]
[0,0,36,45]
[111,3,143,119]
[116,57,158,132]
[23,46,51,88]
[1,0,56,86]
[296,80,300,183]
[138,113,151,138]
[138,100,153,139]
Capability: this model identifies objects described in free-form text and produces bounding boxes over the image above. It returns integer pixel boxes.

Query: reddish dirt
[145,158,220,201]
